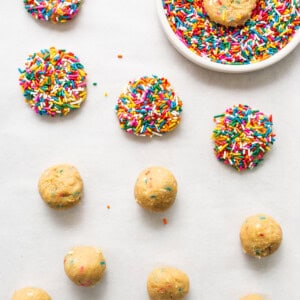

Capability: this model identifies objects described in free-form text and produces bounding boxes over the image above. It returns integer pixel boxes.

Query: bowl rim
[157,0,300,73]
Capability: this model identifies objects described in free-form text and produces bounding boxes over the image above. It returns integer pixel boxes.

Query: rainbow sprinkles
[162,0,300,64]
[23,0,82,23]
[19,47,87,117]
[212,104,275,171]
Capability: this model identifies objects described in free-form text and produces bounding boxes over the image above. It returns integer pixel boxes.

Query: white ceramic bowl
[157,0,300,73]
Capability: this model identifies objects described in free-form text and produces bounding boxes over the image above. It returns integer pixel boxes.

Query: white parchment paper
[0,1,300,299]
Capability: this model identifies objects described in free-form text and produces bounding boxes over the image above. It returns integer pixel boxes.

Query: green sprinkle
[165,187,172,191]
[214,114,225,118]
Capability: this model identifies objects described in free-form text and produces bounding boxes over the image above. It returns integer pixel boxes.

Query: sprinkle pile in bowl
[162,0,300,65]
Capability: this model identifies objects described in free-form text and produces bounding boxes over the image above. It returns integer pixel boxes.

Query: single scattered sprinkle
[19,47,87,117]
[212,104,275,171]
[23,0,82,23]
[163,0,300,64]
[104,92,108,97]
[163,218,168,225]
[115,75,183,137]
[93,82,98,86]
[117,54,123,59]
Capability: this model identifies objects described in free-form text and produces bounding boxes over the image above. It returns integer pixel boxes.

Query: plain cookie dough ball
[240,214,282,258]
[147,267,190,300]
[240,294,264,300]
[11,287,51,300]
[134,166,177,212]
[204,0,257,27]
[38,164,83,209]
[64,246,106,287]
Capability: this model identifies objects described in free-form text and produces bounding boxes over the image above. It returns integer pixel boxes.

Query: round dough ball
[204,0,257,27]
[64,246,106,287]
[38,164,83,209]
[240,294,264,300]
[147,267,190,300]
[11,287,51,300]
[134,167,177,212]
[240,214,282,258]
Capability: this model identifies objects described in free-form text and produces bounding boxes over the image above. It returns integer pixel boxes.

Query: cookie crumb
[117,54,123,59]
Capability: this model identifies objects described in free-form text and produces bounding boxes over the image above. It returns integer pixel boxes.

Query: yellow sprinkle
[219,144,228,152]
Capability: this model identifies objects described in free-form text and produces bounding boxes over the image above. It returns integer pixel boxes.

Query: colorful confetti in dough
[19,47,87,117]
[147,267,190,300]
[64,246,106,287]
[115,75,183,137]
[240,295,264,300]
[12,287,51,300]
[134,166,177,212]
[38,164,83,209]
[240,214,282,258]
[212,104,275,171]
[162,0,300,64]
[203,0,258,27]
[23,0,82,23]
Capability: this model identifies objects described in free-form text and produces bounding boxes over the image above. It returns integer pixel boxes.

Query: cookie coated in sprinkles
[23,0,82,23]
[115,75,183,137]
[162,0,300,64]
[19,47,87,117]
[212,104,275,171]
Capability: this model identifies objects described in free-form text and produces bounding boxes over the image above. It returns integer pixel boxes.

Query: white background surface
[0,1,299,299]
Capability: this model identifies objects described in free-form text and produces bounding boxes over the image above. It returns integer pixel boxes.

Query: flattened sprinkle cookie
[163,0,300,64]
[23,0,82,23]
[212,104,275,171]
[115,75,182,137]
[203,0,258,27]
[19,47,87,117]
